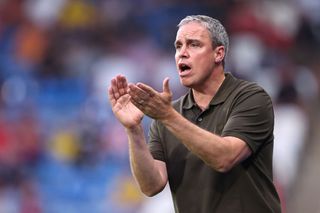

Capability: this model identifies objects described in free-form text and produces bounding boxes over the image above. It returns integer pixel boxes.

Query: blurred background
[0,0,319,212]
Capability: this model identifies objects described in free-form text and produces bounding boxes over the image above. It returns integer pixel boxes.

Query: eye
[190,41,200,48]
[175,43,182,50]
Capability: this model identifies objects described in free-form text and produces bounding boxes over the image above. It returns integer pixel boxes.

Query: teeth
[180,64,190,71]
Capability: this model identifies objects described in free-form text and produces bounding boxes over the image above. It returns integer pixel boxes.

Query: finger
[107,85,116,106]
[130,95,152,115]
[163,77,170,94]
[117,75,127,96]
[121,76,128,89]
[136,82,157,98]
[130,96,145,111]
[130,96,140,107]
[129,83,151,101]
[111,78,120,99]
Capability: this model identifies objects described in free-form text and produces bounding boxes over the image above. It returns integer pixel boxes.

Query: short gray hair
[178,15,229,64]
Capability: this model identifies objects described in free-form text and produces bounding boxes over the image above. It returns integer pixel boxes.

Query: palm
[112,93,144,128]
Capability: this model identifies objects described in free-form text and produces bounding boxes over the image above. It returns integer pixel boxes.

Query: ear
[214,46,225,64]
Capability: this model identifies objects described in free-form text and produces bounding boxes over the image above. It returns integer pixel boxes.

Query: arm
[160,108,251,172]
[108,75,167,196]
[128,78,251,172]
[126,125,168,196]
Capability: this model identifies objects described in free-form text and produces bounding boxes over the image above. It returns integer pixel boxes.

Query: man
[108,15,281,213]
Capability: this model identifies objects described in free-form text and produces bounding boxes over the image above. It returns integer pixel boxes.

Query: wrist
[125,124,143,134]
[159,107,178,124]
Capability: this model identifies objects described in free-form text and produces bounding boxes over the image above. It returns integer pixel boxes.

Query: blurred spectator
[0,0,319,212]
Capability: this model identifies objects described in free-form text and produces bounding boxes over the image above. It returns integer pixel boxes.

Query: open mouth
[179,63,191,73]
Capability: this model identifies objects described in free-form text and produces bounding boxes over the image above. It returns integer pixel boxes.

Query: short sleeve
[148,120,165,162]
[221,85,274,154]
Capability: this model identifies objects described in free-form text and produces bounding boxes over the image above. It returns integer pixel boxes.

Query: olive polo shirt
[148,73,281,213]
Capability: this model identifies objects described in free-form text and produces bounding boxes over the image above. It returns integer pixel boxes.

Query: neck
[193,70,225,110]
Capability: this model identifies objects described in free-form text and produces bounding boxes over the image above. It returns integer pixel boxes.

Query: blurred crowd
[0,0,319,212]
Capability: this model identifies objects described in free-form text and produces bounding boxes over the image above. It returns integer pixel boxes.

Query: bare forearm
[126,125,167,196]
[124,78,250,173]
[160,108,231,171]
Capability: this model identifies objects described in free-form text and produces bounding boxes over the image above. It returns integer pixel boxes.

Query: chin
[180,79,192,88]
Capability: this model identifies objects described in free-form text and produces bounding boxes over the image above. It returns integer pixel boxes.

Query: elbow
[143,190,159,197]
[141,185,165,197]
[139,179,167,197]
[207,158,234,173]
[216,163,233,173]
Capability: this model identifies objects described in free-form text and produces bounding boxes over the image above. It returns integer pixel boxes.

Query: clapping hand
[108,75,144,128]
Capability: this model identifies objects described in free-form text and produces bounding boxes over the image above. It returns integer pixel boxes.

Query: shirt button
[197,117,203,122]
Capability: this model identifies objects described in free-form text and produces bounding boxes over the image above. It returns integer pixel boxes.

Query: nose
[176,45,189,59]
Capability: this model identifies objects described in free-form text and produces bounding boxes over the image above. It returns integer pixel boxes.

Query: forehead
[175,22,210,42]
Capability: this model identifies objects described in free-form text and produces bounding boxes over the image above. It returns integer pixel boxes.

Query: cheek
[174,53,179,63]
[196,59,214,75]
[196,56,211,67]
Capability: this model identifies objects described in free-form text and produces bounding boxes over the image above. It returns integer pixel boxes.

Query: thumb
[163,77,171,94]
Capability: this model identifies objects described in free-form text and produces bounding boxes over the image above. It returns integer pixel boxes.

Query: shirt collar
[182,72,238,109]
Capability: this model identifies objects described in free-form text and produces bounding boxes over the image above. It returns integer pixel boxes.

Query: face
[174,21,223,89]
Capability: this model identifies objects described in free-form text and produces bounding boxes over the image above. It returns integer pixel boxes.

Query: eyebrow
[174,40,181,47]
[174,38,201,46]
